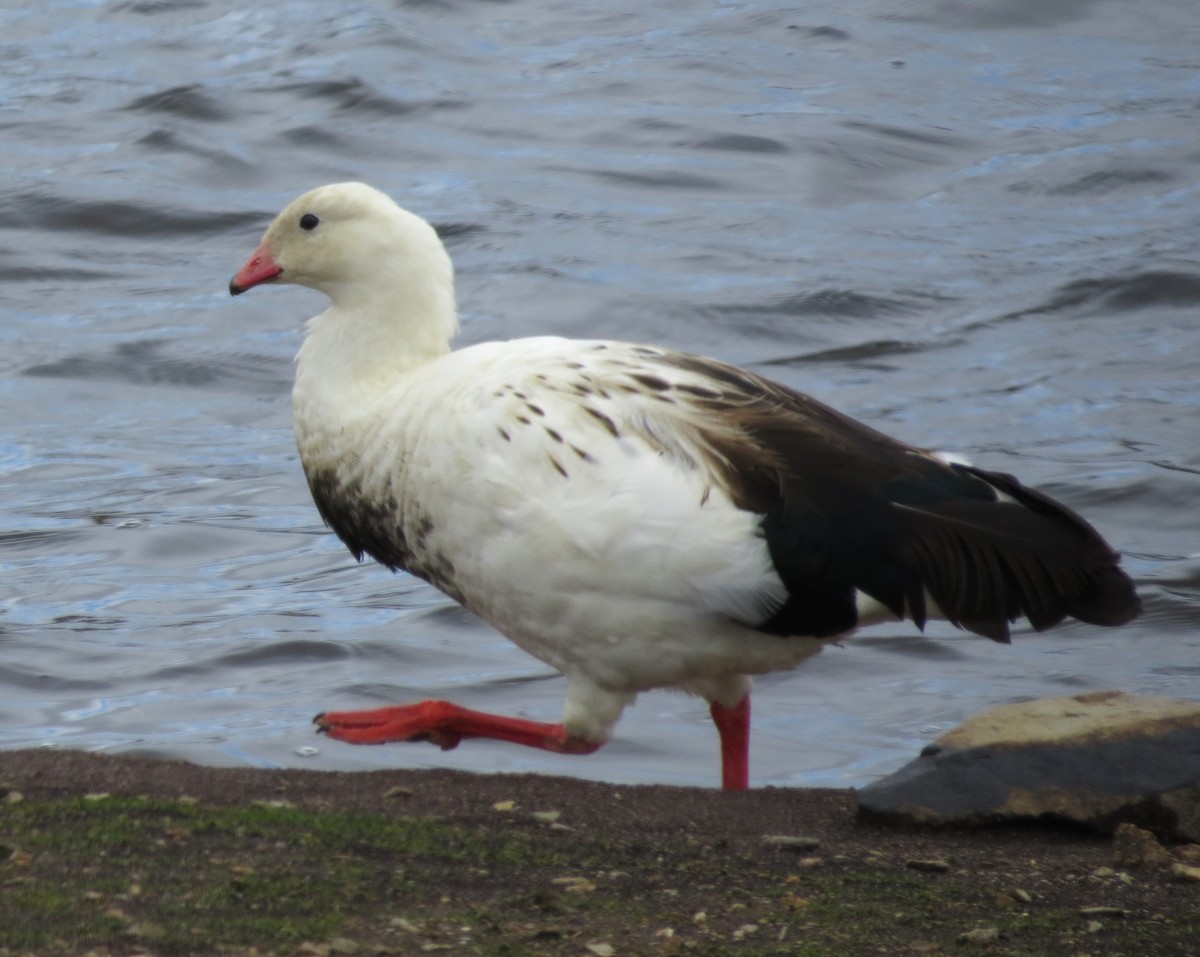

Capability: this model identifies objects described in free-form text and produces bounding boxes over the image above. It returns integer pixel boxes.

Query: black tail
[928,464,1140,640]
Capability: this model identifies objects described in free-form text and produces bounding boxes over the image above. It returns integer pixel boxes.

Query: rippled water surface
[1,0,1198,788]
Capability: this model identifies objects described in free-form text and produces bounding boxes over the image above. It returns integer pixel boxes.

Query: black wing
[654,352,1140,643]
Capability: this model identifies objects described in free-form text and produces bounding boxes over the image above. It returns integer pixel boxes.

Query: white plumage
[230,182,1139,789]
[295,334,829,738]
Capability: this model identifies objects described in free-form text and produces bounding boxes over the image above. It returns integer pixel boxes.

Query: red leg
[315,700,602,755]
[709,695,750,791]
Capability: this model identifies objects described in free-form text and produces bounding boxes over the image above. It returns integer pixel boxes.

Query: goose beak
[229,242,282,296]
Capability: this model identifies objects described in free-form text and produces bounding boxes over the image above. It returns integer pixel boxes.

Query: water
[0,0,1197,788]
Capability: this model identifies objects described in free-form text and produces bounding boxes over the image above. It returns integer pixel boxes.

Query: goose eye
[299,213,320,231]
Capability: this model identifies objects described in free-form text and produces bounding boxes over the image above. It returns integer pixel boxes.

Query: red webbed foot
[315,703,466,749]
[315,699,602,755]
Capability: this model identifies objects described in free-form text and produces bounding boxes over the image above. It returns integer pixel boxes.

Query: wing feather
[617,349,1140,642]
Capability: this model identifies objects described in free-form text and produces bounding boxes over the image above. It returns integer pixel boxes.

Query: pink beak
[229,242,282,296]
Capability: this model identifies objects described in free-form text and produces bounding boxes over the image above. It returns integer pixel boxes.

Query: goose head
[229,182,456,329]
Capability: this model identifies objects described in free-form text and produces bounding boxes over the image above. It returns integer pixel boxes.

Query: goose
[229,182,1139,790]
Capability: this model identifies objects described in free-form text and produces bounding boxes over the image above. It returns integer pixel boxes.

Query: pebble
[761,834,821,851]
[957,927,999,944]
[551,875,596,893]
[390,918,421,933]
[126,922,165,941]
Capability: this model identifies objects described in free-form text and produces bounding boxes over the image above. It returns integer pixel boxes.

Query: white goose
[230,182,1139,790]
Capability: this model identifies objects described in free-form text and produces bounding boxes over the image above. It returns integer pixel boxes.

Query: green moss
[0,796,553,953]
[1,795,1196,956]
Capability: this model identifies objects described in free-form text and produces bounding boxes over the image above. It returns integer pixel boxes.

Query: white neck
[294,241,458,400]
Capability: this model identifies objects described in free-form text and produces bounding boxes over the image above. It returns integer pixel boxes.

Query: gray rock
[856,691,1200,841]
[1112,823,1172,868]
